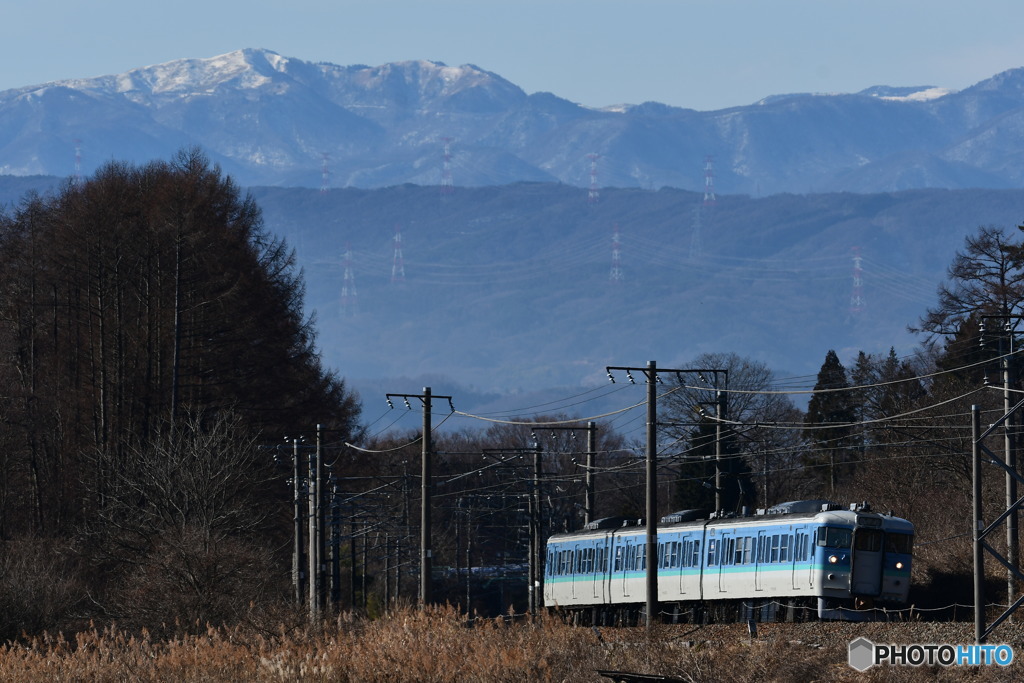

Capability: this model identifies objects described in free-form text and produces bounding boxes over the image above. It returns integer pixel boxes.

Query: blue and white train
[543,501,913,622]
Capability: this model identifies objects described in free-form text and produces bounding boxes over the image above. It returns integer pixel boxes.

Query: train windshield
[854,528,883,552]
[817,526,852,549]
[885,532,914,554]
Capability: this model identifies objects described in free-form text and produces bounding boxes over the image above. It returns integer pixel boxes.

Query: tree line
[0,150,360,636]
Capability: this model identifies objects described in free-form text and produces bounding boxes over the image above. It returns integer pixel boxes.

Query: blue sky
[3,0,1023,111]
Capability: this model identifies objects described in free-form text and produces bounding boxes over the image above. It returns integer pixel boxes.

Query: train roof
[548,501,913,542]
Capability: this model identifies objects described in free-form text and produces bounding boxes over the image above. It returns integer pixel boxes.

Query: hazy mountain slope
[4,173,1023,411]
[247,183,1024,402]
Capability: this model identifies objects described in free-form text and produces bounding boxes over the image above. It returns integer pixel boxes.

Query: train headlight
[895,561,904,570]
[828,555,839,564]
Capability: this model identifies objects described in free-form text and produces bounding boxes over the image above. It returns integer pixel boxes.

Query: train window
[855,528,883,552]
[886,533,913,554]
[770,535,780,563]
[780,535,791,563]
[818,527,853,549]
[708,539,717,566]
[638,544,646,571]
[756,537,765,564]
[626,545,635,572]
[691,541,700,567]
[614,546,623,572]
[741,537,753,564]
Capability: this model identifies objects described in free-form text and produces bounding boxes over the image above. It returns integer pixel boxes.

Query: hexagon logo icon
[848,637,875,672]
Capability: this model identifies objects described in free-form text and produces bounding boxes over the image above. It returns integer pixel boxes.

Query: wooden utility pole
[606,362,728,629]
[973,405,984,644]
[586,421,597,525]
[385,388,454,608]
[308,426,322,619]
[421,388,432,606]
[531,442,542,616]
[645,360,658,628]
[292,437,304,606]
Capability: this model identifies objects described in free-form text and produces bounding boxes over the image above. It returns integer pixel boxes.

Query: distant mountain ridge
[3,48,1024,194]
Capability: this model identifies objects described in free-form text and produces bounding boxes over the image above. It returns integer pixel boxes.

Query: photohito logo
[848,637,1014,671]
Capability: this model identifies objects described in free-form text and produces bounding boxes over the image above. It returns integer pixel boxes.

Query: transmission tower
[73,139,82,185]
[440,137,454,195]
[610,224,623,283]
[321,152,331,194]
[587,153,600,203]
[703,155,716,207]
[849,247,865,315]
[689,156,716,260]
[391,224,406,284]
[341,243,358,316]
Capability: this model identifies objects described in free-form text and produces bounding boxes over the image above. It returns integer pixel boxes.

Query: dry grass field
[1,607,1023,682]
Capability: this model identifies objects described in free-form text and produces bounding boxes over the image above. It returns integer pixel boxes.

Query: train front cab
[815,514,913,619]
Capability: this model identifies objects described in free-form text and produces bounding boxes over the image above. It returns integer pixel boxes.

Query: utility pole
[587,421,597,525]
[308,425,322,620]
[973,405,984,644]
[645,361,658,628]
[465,501,473,615]
[330,479,341,606]
[531,441,542,616]
[606,362,728,628]
[715,391,726,513]
[292,437,304,606]
[386,388,454,608]
[421,388,432,607]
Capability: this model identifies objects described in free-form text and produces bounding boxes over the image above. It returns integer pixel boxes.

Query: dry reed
[0,607,1019,682]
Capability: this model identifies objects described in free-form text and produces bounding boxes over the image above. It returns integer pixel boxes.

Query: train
[543,500,913,623]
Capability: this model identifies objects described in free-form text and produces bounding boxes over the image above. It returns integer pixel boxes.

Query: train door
[754,530,767,591]
[790,529,803,591]
[621,542,633,598]
[808,528,816,589]
[718,534,732,593]
[601,538,613,603]
[569,545,578,600]
[677,539,687,595]
[850,528,884,596]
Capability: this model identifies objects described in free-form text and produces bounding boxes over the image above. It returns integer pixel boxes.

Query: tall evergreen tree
[804,350,856,495]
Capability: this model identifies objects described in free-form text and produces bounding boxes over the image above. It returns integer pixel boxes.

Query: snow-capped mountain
[3,48,1024,193]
